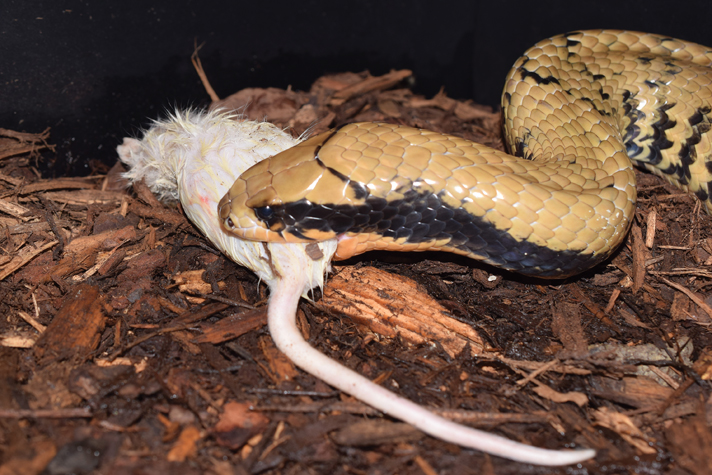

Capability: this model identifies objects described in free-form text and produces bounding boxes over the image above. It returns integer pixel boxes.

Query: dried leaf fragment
[166,426,202,462]
[213,401,269,450]
[593,407,655,454]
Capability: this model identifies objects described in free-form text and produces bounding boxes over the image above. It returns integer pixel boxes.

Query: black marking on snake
[520,69,561,86]
[315,152,369,200]
[254,190,602,278]
[564,88,611,117]
[313,130,342,158]
[592,74,606,81]
[566,39,581,48]
[664,106,712,188]
[635,102,676,169]
[664,61,683,75]
[621,89,651,161]
[512,137,534,161]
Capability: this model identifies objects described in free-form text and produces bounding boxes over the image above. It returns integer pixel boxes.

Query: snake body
[219,30,712,278]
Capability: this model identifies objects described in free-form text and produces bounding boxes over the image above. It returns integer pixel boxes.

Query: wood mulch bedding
[1,64,712,475]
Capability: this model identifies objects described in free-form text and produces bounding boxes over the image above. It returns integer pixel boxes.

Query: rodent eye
[254,206,274,220]
[226,218,235,228]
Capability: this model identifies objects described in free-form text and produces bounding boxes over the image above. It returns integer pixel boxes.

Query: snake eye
[254,206,274,220]
[226,217,235,229]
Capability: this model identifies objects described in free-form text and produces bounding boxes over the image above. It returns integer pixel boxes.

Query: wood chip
[0,198,32,220]
[321,266,485,357]
[166,426,202,462]
[213,401,269,450]
[645,209,657,248]
[0,438,57,475]
[0,127,52,160]
[329,70,412,105]
[331,419,423,446]
[410,88,498,121]
[658,276,712,322]
[531,382,588,407]
[17,310,46,333]
[39,189,125,206]
[665,410,712,474]
[0,332,38,348]
[259,335,299,382]
[20,178,100,195]
[593,406,656,454]
[193,306,267,344]
[631,223,646,293]
[550,301,587,356]
[33,283,106,365]
[0,240,57,282]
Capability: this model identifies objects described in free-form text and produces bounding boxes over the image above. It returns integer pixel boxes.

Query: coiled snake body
[220,30,712,278]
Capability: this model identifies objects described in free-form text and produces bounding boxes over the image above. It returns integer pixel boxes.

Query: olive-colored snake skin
[219,30,712,278]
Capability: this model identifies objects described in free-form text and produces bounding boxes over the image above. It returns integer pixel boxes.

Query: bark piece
[331,419,423,446]
[321,266,484,357]
[551,302,587,356]
[259,335,298,382]
[194,307,267,344]
[0,127,51,160]
[167,426,202,462]
[213,401,269,450]
[665,409,712,475]
[33,283,105,365]
[0,438,57,475]
[212,87,304,124]
[329,70,412,105]
[593,407,655,454]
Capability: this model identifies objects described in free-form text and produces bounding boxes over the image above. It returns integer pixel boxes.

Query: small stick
[0,408,92,418]
[645,209,657,248]
[191,40,220,102]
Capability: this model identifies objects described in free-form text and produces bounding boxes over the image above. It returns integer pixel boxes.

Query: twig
[0,240,58,281]
[0,407,92,418]
[657,275,712,321]
[191,39,220,102]
[17,310,46,333]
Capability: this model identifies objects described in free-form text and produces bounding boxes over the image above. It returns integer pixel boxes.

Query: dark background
[2,0,711,176]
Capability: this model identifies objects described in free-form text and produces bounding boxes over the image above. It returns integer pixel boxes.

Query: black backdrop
[3,0,711,176]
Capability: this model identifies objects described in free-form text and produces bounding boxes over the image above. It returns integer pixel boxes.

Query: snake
[218,30,712,278]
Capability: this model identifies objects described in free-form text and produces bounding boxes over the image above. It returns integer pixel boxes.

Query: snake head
[218,173,291,242]
[219,126,376,244]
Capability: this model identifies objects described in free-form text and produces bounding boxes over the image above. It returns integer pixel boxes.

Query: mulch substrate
[1,67,711,475]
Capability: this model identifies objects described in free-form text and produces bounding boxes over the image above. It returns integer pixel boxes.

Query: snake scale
[219,30,712,278]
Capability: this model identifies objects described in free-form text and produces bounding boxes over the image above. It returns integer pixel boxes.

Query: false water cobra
[218,29,712,278]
